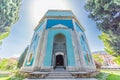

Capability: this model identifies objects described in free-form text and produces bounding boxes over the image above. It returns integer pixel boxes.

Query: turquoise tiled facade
[44,29,75,66]
[75,23,83,32]
[25,21,45,66]
[75,22,92,65]
[46,19,74,30]
[46,10,73,17]
[21,10,96,72]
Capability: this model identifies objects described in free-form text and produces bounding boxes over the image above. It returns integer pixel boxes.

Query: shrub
[10,70,28,80]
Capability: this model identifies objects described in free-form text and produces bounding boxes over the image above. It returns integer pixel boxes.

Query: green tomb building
[21,10,97,78]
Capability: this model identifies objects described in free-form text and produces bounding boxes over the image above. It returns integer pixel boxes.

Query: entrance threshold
[54,66,65,71]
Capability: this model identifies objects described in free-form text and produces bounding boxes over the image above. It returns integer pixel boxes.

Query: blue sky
[0,0,104,58]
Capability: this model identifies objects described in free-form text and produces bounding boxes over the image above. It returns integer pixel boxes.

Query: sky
[0,0,104,58]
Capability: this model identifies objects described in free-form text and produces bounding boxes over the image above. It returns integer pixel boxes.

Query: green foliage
[97,69,120,80]
[107,74,120,80]
[0,31,10,45]
[113,56,120,66]
[92,54,104,64]
[99,33,115,55]
[17,46,29,68]
[10,70,28,80]
[0,0,21,44]
[0,58,17,71]
[94,72,108,80]
[0,76,10,80]
[85,0,120,56]
[101,69,120,75]
[0,31,10,40]
[0,70,28,80]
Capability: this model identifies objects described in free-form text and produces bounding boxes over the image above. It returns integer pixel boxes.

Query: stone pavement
[25,78,97,80]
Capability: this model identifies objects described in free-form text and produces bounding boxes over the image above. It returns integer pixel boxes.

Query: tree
[85,0,120,56]
[0,0,21,44]
[113,56,120,66]
[0,58,17,70]
[17,46,29,68]
[98,33,114,55]
[92,54,104,65]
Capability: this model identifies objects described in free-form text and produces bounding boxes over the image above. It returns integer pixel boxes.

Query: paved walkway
[25,78,97,80]
[0,71,11,75]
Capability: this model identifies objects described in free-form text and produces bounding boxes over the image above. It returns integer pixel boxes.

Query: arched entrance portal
[52,34,67,69]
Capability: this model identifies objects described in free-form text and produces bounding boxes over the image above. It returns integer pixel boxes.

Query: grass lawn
[0,70,12,80]
[95,69,120,80]
[0,76,10,80]
[0,70,27,80]
[101,69,120,75]
[107,74,120,80]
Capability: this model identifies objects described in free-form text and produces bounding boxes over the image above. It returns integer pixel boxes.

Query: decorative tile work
[44,29,75,66]
[25,21,45,66]
[80,35,92,65]
[21,10,97,73]
[46,19,74,30]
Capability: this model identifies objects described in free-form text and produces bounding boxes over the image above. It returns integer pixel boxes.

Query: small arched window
[81,35,85,42]
[28,53,32,63]
[86,53,90,63]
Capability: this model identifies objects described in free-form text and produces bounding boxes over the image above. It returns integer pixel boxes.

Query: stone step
[45,77,73,79]
[46,76,73,77]
[48,73,72,76]
[46,75,73,79]
[27,70,98,79]
[49,72,70,74]
[54,69,65,71]
[46,71,73,79]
